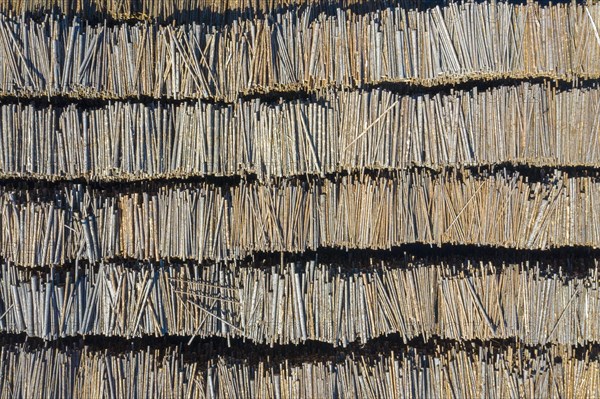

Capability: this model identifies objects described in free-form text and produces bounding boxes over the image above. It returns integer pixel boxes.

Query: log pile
[0,258,599,346]
[0,3,600,101]
[0,340,598,398]
[0,0,599,396]
[2,171,600,267]
[1,82,600,181]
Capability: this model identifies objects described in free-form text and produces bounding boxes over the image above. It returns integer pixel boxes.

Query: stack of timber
[0,257,600,346]
[2,170,600,267]
[1,82,600,181]
[0,3,600,100]
[1,0,599,397]
[0,339,599,398]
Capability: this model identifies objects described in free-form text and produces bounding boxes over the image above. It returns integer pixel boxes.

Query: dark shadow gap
[4,243,600,276]
[0,163,599,192]
[0,74,598,108]
[0,0,586,28]
[2,332,599,365]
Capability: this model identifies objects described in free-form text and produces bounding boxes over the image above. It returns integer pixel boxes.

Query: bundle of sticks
[0,340,597,398]
[0,3,599,100]
[0,257,598,346]
[1,82,599,181]
[2,169,600,267]
[1,0,599,396]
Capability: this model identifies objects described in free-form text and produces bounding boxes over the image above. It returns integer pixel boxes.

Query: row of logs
[0,3,599,100]
[1,83,599,181]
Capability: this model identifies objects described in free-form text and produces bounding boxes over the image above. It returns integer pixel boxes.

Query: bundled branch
[0,340,597,398]
[2,170,600,267]
[1,2,600,101]
[0,258,599,346]
[1,82,600,181]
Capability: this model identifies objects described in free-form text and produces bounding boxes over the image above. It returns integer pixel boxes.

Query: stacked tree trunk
[0,3,600,101]
[0,258,599,346]
[2,82,600,181]
[0,0,599,397]
[0,340,598,398]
